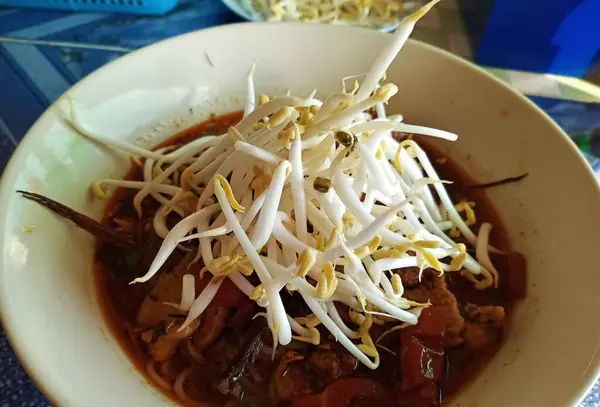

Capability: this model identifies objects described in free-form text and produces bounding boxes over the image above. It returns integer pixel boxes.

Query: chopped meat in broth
[273,351,314,401]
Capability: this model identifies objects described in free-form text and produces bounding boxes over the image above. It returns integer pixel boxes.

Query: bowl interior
[1,23,600,407]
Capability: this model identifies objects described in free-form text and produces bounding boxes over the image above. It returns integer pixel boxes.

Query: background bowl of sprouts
[221,0,422,32]
[1,14,600,407]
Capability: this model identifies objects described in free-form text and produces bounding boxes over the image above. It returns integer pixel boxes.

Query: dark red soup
[94,112,526,407]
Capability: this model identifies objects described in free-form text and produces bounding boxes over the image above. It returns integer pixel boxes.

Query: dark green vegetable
[17,190,137,250]
[468,173,528,189]
[335,131,355,148]
[313,177,332,193]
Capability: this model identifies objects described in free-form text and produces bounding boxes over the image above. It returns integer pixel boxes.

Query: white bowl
[1,22,600,407]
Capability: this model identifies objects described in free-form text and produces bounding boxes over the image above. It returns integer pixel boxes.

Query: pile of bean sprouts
[64,0,500,369]
[249,0,418,28]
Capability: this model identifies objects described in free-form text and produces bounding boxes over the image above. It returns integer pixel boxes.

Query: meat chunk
[464,304,505,324]
[308,348,358,385]
[398,308,445,407]
[403,283,430,304]
[395,267,421,288]
[428,274,459,308]
[338,350,359,376]
[430,290,465,348]
[405,272,465,347]
[309,350,340,383]
[400,332,444,390]
[462,304,505,349]
[192,303,229,351]
[442,316,465,347]
[141,318,200,362]
[137,252,199,327]
[398,303,446,407]
[273,351,314,401]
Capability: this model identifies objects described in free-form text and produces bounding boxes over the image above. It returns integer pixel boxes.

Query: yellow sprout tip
[258,94,270,105]
[214,174,245,212]
[407,0,440,23]
[91,182,109,200]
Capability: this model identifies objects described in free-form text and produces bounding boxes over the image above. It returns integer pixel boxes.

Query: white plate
[1,22,600,407]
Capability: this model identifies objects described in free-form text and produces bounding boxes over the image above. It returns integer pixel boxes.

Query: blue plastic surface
[475,0,600,77]
[0,0,180,15]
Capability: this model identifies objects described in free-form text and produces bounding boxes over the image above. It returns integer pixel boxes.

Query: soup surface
[95,112,526,407]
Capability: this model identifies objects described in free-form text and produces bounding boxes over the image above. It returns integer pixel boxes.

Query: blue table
[1,1,599,406]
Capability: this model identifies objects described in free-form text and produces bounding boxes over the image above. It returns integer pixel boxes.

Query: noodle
[173,367,219,407]
[187,339,205,364]
[145,360,173,390]
[173,367,195,401]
